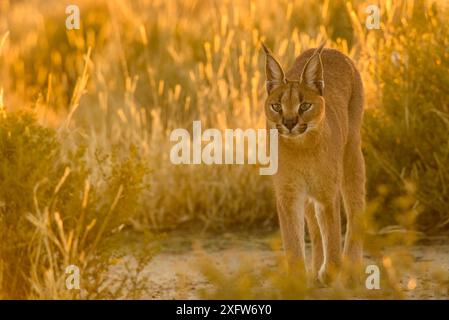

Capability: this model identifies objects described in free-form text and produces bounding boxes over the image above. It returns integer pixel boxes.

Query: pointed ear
[300,43,325,95]
[262,43,285,94]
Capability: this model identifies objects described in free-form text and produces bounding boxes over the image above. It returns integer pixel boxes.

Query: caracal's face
[264,80,325,138]
[262,43,326,139]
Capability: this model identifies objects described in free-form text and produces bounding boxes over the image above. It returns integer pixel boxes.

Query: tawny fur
[263,44,366,284]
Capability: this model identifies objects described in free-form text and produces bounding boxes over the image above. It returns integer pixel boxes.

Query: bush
[0,110,148,298]
[362,1,449,232]
[0,111,60,298]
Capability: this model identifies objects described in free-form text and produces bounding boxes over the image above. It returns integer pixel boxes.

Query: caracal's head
[262,43,325,139]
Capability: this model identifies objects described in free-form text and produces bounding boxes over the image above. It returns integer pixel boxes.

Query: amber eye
[270,103,282,113]
[299,102,312,112]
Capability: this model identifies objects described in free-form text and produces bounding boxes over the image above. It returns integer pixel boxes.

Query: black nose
[283,118,298,131]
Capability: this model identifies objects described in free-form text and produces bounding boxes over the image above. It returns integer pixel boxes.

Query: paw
[342,250,364,288]
[340,260,364,288]
[341,270,363,289]
[310,274,326,288]
[318,264,337,286]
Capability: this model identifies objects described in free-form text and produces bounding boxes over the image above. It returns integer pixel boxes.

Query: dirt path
[110,232,449,299]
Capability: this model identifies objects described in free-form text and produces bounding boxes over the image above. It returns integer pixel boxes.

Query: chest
[275,142,342,195]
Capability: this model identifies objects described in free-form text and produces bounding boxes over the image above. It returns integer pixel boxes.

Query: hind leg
[342,140,366,277]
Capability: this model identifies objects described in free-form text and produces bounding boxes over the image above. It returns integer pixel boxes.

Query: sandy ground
[109,232,449,299]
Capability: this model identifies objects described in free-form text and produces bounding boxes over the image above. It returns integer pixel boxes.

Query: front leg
[314,194,342,285]
[276,191,306,274]
[304,200,323,280]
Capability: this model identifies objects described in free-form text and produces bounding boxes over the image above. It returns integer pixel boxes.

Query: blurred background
[1,0,448,299]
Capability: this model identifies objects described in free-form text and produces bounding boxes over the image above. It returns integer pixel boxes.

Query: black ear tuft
[315,41,326,55]
[261,42,270,55]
